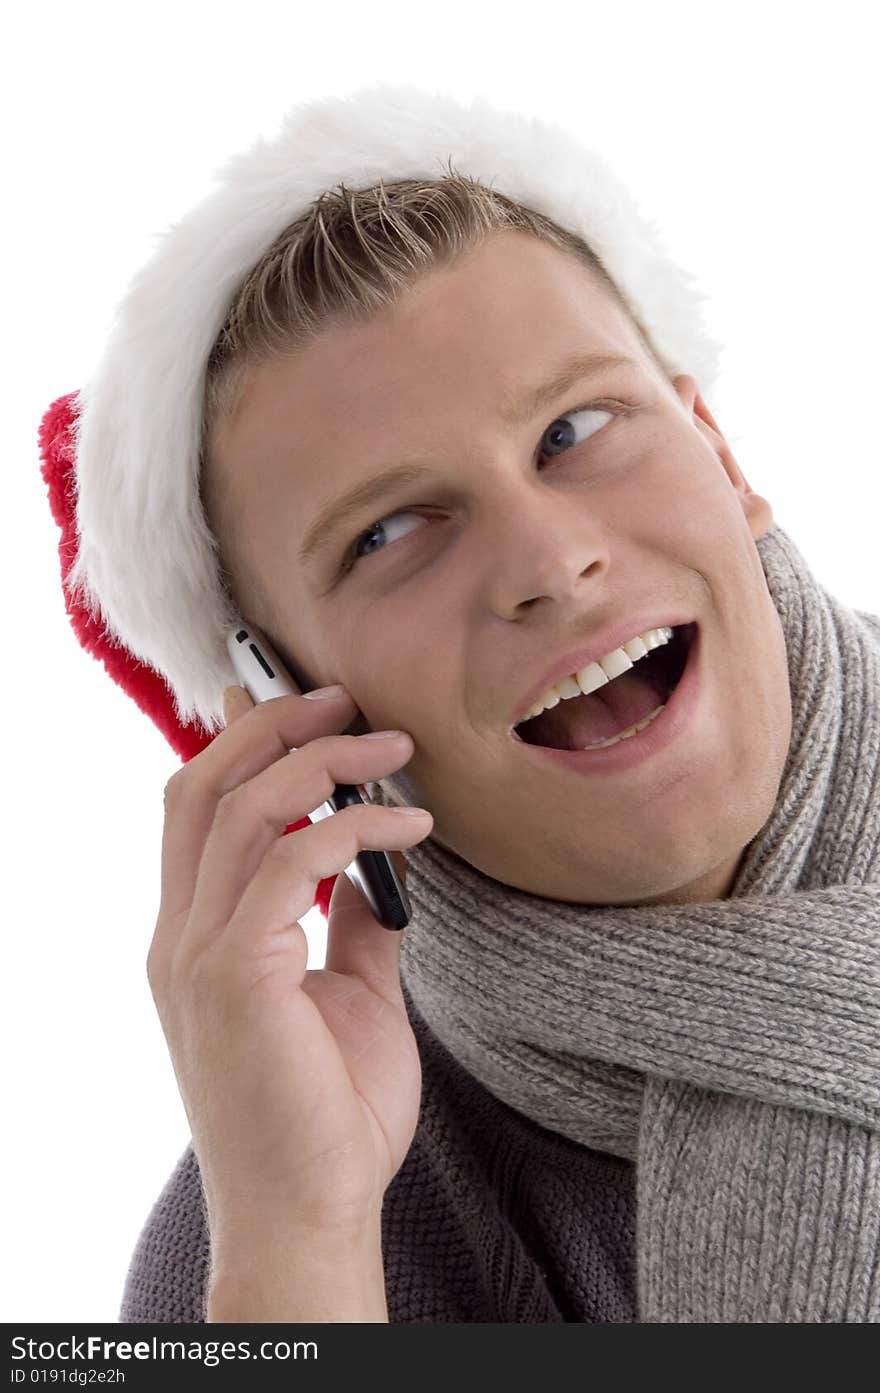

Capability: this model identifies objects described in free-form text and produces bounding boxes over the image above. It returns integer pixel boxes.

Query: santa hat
[38,82,724,917]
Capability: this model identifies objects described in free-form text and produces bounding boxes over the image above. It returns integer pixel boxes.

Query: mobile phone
[226,620,413,931]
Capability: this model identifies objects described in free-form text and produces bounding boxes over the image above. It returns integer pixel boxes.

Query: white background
[5,0,878,1322]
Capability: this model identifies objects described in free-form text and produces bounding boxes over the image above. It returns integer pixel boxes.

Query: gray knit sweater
[119,981,637,1323]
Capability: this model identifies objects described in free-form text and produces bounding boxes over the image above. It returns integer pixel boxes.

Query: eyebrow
[298,350,636,567]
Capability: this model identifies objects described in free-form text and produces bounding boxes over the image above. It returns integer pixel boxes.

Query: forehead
[214,231,646,472]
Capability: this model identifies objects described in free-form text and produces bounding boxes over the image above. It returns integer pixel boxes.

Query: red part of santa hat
[37,388,333,918]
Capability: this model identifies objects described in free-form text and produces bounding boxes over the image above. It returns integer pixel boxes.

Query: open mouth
[511,622,698,751]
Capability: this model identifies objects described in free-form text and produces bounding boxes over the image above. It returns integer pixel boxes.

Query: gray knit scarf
[377,520,880,1321]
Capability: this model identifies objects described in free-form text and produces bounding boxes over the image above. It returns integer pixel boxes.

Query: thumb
[323,849,407,1008]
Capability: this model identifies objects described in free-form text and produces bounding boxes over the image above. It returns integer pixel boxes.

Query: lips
[512,619,703,774]
[513,623,696,749]
[507,614,698,730]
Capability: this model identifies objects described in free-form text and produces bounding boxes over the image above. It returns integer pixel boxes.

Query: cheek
[754,607,793,749]
[347,642,435,733]
[655,446,746,559]
[604,434,719,528]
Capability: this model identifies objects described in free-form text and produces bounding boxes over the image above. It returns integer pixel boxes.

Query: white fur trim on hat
[66,81,724,737]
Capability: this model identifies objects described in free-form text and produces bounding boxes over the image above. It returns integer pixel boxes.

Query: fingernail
[363,728,404,739]
[389,806,431,816]
[303,684,347,700]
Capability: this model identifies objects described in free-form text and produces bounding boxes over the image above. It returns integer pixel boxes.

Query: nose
[482,486,611,616]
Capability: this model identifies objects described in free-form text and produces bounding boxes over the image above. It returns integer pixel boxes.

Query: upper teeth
[515,626,675,726]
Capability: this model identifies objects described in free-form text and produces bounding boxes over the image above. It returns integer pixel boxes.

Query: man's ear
[673,373,774,541]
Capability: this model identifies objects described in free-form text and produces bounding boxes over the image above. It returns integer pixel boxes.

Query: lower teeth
[582,703,666,750]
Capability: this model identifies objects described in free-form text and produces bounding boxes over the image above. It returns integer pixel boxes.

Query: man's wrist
[206,1214,388,1322]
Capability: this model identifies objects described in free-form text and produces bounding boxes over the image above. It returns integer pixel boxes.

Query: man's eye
[341,511,427,575]
[538,404,616,460]
[337,402,621,577]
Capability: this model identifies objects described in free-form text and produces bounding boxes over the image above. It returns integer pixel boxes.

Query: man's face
[209,229,792,905]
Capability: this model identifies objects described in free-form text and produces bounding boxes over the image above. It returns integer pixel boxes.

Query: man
[41,86,879,1322]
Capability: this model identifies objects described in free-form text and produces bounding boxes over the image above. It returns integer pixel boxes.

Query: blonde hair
[198,167,673,626]
[202,165,670,435]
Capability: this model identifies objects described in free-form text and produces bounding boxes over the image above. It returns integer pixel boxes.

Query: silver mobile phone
[226,621,413,931]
